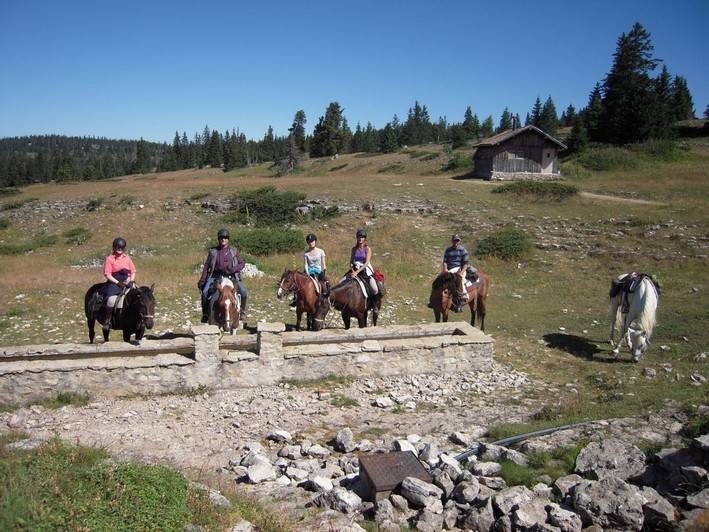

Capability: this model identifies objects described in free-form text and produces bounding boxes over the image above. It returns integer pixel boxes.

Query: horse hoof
[611,349,620,359]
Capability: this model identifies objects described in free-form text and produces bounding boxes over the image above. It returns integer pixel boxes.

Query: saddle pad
[355,278,368,298]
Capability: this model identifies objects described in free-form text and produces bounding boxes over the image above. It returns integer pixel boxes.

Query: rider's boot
[240,295,248,322]
[200,295,209,323]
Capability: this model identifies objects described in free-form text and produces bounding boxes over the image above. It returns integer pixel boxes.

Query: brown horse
[209,277,240,334]
[429,270,488,330]
[276,270,326,331]
[313,276,383,329]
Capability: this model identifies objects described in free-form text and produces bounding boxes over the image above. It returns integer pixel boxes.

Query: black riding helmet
[112,237,126,250]
[356,229,367,238]
[217,228,230,239]
[306,233,317,243]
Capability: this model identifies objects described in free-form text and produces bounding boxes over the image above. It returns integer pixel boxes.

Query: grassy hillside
[0,139,707,421]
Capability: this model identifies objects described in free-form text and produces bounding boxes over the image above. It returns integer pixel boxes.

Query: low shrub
[0,218,9,229]
[228,186,306,227]
[329,163,348,172]
[86,197,103,211]
[0,234,57,255]
[0,187,20,197]
[63,227,92,246]
[378,163,405,174]
[576,146,639,171]
[492,181,578,200]
[630,139,686,162]
[443,152,471,172]
[0,197,37,211]
[232,228,303,255]
[476,228,533,260]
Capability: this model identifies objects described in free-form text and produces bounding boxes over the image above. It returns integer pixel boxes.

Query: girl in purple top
[349,229,378,295]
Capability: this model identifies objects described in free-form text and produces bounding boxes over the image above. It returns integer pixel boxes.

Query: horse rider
[441,233,478,312]
[198,228,248,323]
[292,233,329,307]
[348,229,378,297]
[100,236,136,327]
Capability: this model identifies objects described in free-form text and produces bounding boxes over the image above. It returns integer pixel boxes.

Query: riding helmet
[356,229,367,238]
[112,237,126,250]
[217,228,230,239]
[306,233,317,243]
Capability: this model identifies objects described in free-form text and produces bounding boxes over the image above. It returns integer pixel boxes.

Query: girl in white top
[304,233,327,279]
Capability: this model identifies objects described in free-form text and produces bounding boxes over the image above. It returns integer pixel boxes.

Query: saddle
[610,273,660,313]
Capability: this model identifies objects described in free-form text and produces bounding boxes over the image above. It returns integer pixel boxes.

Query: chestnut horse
[429,270,489,330]
[313,276,383,329]
[84,283,155,344]
[209,277,240,334]
[276,270,326,331]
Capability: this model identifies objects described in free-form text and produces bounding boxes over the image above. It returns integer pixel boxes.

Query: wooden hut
[473,125,567,180]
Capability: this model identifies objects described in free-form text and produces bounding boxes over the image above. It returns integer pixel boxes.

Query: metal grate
[358,451,432,501]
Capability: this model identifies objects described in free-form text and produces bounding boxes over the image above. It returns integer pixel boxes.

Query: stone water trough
[0,322,493,405]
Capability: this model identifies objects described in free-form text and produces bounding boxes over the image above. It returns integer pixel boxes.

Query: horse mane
[432,272,456,290]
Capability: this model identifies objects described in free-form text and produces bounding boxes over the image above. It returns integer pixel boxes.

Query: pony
[609,273,659,361]
[428,270,489,330]
[276,270,326,331]
[313,276,383,329]
[209,277,240,334]
[84,283,155,344]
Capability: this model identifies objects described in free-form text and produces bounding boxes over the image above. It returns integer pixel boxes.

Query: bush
[228,186,306,227]
[0,197,37,211]
[0,218,9,229]
[0,234,57,255]
[476,228,533,260]
[492,181,578,200]
[378,163,405,174]
[443,152,471,171]
[576,146,639,171]
[0,187,20,197]
[86,197,103,211]
[630,139,686,161]
[232,228,303,255]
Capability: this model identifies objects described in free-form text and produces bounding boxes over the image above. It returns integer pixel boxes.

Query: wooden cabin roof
[475,125,567,150]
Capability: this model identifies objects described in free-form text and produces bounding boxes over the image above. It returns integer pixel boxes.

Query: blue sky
[1,0,707,143]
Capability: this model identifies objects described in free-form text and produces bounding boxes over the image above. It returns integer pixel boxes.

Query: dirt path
[579,191,667,205]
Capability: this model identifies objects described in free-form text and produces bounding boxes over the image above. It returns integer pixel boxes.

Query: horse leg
[87,317,96,343]
[295,308,303,331]
[342,310,351,330]
[477,296,486,332]
[609,297,620,347]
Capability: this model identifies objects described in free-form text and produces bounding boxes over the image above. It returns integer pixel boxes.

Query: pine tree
[292,110,307,152]
[309,102,346,157]
[480,116,494,138]
[566,115,589,154]
[599,22,660,144]
[585,84,604,142]
[133,138,151,174]
[652,65,674,138]
[671,75,695,121]
[561,104,576,127]
[462,106,478,139]
[539,96,559,135]
[530,97,542,127]
[380,123,399,153]
[497,107,512,132]
[704,104,709,120]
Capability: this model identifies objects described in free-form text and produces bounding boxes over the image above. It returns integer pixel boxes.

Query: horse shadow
[543,333,633,363]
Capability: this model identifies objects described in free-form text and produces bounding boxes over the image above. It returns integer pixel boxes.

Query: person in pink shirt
[99,237,136,326]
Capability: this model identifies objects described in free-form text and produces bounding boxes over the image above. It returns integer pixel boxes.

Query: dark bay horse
[276,270,326,331]
[84,283,155,344]
[209,277,240,334]
[429,270,488,330]
[314,276,383,329]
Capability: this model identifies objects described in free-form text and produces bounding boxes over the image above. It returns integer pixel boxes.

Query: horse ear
[150,283,155,292]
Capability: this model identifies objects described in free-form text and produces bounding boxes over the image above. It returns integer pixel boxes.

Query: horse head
[628,326,649,361]
[311,293,331,331]
[277,270,296,299]
[134,284,155,330]
[214,278,238,333]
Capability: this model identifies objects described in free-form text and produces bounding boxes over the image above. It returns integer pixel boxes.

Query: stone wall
[0,322,493,404]
[489,171,562,181]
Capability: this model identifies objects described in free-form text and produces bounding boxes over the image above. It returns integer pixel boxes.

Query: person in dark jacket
[198,228,248,322]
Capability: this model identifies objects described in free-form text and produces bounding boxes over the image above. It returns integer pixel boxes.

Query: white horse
[609,273,659,361]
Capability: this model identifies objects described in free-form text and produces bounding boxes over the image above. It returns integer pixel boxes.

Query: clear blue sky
[1,0,707,143]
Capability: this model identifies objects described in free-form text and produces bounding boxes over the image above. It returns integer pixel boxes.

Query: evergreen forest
[0,22,702,188]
